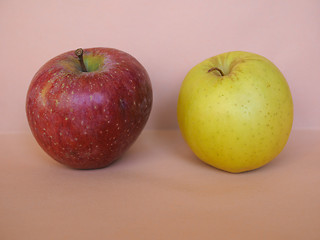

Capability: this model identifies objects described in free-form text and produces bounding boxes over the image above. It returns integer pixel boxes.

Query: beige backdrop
[0,0,320,133]
[1,1,320,240]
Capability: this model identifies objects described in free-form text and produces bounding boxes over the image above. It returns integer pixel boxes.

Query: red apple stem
[208,67,224,76]
[75,48,87,72]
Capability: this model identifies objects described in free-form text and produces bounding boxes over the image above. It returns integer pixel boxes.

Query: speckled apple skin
[26,48,152,169]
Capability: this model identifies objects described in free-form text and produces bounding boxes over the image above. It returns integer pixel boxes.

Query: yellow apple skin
[177,51,293,173]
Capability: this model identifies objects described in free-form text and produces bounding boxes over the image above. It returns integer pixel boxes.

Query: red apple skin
[26,48,152,169]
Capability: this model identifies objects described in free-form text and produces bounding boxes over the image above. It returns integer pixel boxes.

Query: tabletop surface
[1,129,320,240]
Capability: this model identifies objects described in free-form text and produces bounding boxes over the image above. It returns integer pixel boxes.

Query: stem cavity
[75,48,87,72]
[208,67,224,76]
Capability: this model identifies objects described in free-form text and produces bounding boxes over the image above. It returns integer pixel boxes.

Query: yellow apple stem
[208,67,224,76]
[75,48,88,72]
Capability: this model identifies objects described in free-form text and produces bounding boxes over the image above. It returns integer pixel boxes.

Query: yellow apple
[177,51,293,173]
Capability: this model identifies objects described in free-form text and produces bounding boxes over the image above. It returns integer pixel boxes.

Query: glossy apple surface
[26,48,152,169]
[177,51,293,173]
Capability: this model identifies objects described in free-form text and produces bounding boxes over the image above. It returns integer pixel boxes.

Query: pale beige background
[1,130,320,239]
[1,1,320,240]
[0,0,320,132]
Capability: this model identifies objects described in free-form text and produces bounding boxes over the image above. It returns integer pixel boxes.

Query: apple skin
[26,48,152,169]
[177,51,293,173]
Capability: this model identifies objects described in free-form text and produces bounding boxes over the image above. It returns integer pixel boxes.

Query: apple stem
[75,48,87,72]
[208,67,224,76]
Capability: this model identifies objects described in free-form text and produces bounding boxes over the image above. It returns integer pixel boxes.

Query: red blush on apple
[26,48,152,169]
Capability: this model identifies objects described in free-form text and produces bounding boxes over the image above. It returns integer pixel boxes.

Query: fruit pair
[26,48,293,173]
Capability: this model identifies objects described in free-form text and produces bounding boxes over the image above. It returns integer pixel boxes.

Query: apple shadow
[19,133,61,168]
[153,130,220,170]
[260,130,318,172]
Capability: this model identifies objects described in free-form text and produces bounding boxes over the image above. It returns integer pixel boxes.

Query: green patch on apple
[83,54,105,72]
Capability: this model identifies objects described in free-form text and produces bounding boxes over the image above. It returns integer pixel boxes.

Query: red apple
[26,47,152,169]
